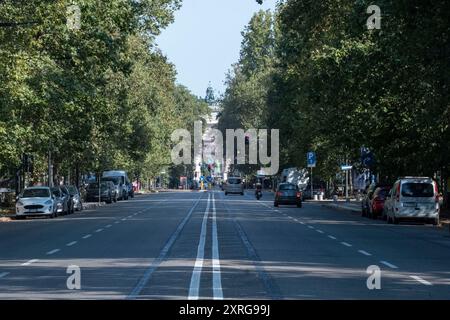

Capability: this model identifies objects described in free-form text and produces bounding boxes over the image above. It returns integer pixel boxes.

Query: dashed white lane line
[410,275,432,286]
[21,259,39,266]
[121,218,127,221]
[380,261,398,269]
[95,228,103,233]
[114,221,120,224]
[0,272,10,279]
[66,241,77,247]
[105,224,112,228]
[299,221,305,225]
[316,230,324,234]
[341,242,352,247]
[308,226,315,229]
[358,250,372,256]
[46,249,60,255]
[328,235,337,240]
[82,234,92,239]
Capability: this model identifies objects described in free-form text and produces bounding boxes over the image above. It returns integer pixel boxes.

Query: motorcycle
[255,190,262,200]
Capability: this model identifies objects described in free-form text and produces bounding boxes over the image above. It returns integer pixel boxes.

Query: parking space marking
[66,241,77,247]
[95,228,103,233]
[341,242,352,247]
[0,272,10,279]
[316,230,324,234]
[410,276,432,286]
[46,249,60,255]
[21,259,39,266]
[82,234,92,239]
[358,250,372,256]
[380,261,398,269]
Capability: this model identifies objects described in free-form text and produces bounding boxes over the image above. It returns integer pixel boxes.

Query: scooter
[256,190,262,200]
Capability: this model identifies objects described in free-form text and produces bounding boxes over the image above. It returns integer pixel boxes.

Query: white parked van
[384,177,440,225]
[102,170,129,201]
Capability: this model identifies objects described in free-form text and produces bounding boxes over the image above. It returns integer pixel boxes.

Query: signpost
[307,152,316,199]
[341,164,352,201]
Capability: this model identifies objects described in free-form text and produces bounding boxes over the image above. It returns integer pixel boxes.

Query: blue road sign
[200,176,205,181]
[307,152,316,168]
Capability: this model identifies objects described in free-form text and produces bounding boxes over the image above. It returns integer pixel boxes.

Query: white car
[16,187,57,219]
[384,177,440,225]
[224,177,244,195]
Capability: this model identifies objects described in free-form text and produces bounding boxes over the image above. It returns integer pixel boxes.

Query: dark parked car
[367,186,391,219]
[274,183,302,208]
[361,183,391,217]
[86,182,115,203]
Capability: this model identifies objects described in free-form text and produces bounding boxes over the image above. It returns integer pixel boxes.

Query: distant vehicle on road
[15,187,57,219]
[224,177,244,196]
[274,183,302,208]
[302,183,325,200]
[384,177,440,225]
[102,170,129,200]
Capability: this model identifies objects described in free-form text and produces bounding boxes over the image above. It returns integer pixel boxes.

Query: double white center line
[189,192,223,300]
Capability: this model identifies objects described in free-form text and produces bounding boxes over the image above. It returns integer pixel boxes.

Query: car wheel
[297,202,302,208]
[432,217,439,226]
[241,192,244,196]
[274,202,279,207]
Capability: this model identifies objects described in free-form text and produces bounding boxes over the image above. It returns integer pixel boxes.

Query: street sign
[200,176,205,181]
[307,152,316,168]
[341,165,353,171]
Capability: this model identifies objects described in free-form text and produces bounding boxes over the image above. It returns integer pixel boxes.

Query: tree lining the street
[221,0,449,195]
[0,0,208,187]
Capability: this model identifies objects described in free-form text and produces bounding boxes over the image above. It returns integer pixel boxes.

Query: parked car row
[15,185,83,219]
[361,176,441,225]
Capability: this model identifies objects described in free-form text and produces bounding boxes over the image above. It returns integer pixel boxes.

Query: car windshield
[22,189,50,198]
[401,183,434,197]
[279,184,297,191]
[375,188,390,198]
[102,177,120,185]
[227,178,241,184]
[88,182,108,189]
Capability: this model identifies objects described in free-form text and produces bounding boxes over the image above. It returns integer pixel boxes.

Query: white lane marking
[21,259,39,266]
[328,235,337,240]
[211,193,223,300]
[121,218,127,221]
[66,241,77,247]
[380,261,398,269]
[316,230,324,234]
[82,234,92,239]
[341,242,352,247]
[308,226,315,229]
[105,224,112,228]
[188,194,211,300]
[410,275,432,286]
[95,228,103,233]
[0,272,10,279]
[46,249,60,255]
[127,194,203,299]
[358,250,372,256]
[114,221,120,224]
[299,221,305,225]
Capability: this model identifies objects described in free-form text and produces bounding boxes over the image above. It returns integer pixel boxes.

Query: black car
[86,182,115,203]
[274,183,302,208]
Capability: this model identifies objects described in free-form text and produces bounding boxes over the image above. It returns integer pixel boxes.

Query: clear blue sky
[156,0,277,99]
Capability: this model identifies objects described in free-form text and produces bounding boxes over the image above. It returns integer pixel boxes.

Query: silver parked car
[224,177,244,196]
[51,186,69,216]
[15,187,57,219]
[67,185,83,211]
[384,177,440,225]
